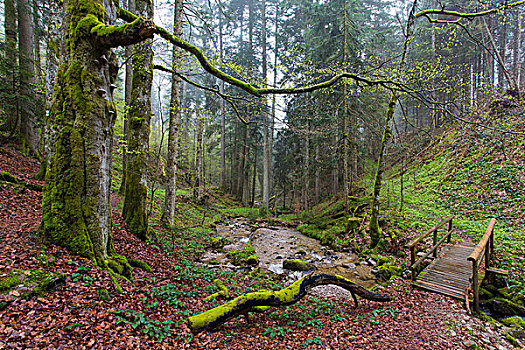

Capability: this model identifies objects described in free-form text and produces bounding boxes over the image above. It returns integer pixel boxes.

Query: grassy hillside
[381,98,525,287]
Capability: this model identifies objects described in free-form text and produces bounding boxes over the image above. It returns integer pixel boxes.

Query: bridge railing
[407,215,455,281]
[467,218,496,313]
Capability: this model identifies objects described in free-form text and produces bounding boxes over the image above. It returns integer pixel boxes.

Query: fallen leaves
[0,144,517,350]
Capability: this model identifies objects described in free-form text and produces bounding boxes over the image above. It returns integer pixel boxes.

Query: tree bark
[262,0,270,210]
[43,0,155,264]
[161,0,183,226]
[119,0,135,195]
[343,0,350,214]
[188,273,392,334]
[4,0,18,134]
[37,0,65,181]
[18,0,39,155]
[195,115,204,200]
[123,0,154,241]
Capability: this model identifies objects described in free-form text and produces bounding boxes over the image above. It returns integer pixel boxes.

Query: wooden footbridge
[408,216,502,312]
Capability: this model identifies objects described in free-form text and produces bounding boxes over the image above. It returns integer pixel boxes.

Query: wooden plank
[421,275,469,285]
[486,268,509,276]
[413,281,466,299]
[412,280,467,300]
[414,242,475,300]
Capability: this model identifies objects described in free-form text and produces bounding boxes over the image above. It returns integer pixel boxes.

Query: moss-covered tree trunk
[161,0,183,227]
[368,94,397,248]
[188,273,392,333]
[368,0,416,248]
[43,0,154,265]
[122,0,154,241]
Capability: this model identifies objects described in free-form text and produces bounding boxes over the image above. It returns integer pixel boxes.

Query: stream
[200,217,379,298]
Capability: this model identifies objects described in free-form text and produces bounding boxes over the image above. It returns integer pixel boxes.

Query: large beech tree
[43,0,154,265]
[122,0,154,240]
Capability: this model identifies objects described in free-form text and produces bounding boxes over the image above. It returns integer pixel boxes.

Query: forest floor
[0,144,520,349]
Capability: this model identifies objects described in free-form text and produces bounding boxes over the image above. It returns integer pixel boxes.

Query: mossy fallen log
[187,273,391,333]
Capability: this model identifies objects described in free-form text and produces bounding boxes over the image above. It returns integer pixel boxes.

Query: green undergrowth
[380,103,525,288]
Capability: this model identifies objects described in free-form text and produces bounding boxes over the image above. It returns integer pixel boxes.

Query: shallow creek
[200,217,378,298]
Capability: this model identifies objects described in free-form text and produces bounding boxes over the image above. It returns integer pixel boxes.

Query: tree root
[188,273,392,333]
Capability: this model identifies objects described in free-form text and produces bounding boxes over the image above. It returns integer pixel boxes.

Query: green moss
[226,242,257,266]
[245,255,259,265]
[98,288,112,302]
[107,259,123,275]
[375,264,401,281]
[501,316,525,329]
[505,331,520,347]
[211,236,230,250]
[0,269,65,301]
[0,171,18,183]
[204,279,230,301]
[26,183,43,192]
[128,258,152,273]
[480,288,495,300]
[513,292,525,306]
[346,217,361,231]
[283,259,314,271]
[0,269,23,292]
[106,256,133,282]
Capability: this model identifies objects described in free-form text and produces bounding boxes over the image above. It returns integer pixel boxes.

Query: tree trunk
[37,0,65,181]
[315,142,320,203]
[188,273,392,334]
[303,121,310,210]
[219,10,226,189]
[512,8,522,86]
[43,0,155,264]
[343,0,350,214]
[18,0,39,155]
[368,1,417,248]
[262,0,270,210]
[122,0,154,241]
[195,115,204,200]
[119,0,135,195]
[161,0,183,226]
[4,0,18,133]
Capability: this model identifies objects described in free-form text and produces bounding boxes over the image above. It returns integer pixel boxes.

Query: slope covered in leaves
[0,143,520,349]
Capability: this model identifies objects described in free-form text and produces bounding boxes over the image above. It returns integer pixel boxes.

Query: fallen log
[188,273,392,333]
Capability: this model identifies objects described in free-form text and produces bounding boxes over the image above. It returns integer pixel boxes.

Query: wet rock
[485,298,525,317]
[342,263,356,270]
[268,264,284,275]
[283,259,315,271]
[313,254,324,261]
[325,250,336,256]
[222,244,241,252]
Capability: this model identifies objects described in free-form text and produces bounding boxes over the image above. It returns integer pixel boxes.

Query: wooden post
[485,245,490,269]
[490,226,494,254]
[432,229,438,258]
[410,246,416,281]
[472,260,479,313]
[447,219,453,243]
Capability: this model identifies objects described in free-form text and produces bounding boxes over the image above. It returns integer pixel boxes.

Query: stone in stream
[283,259,315,271]
[268,264,284,275]
[342,263,356,270]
